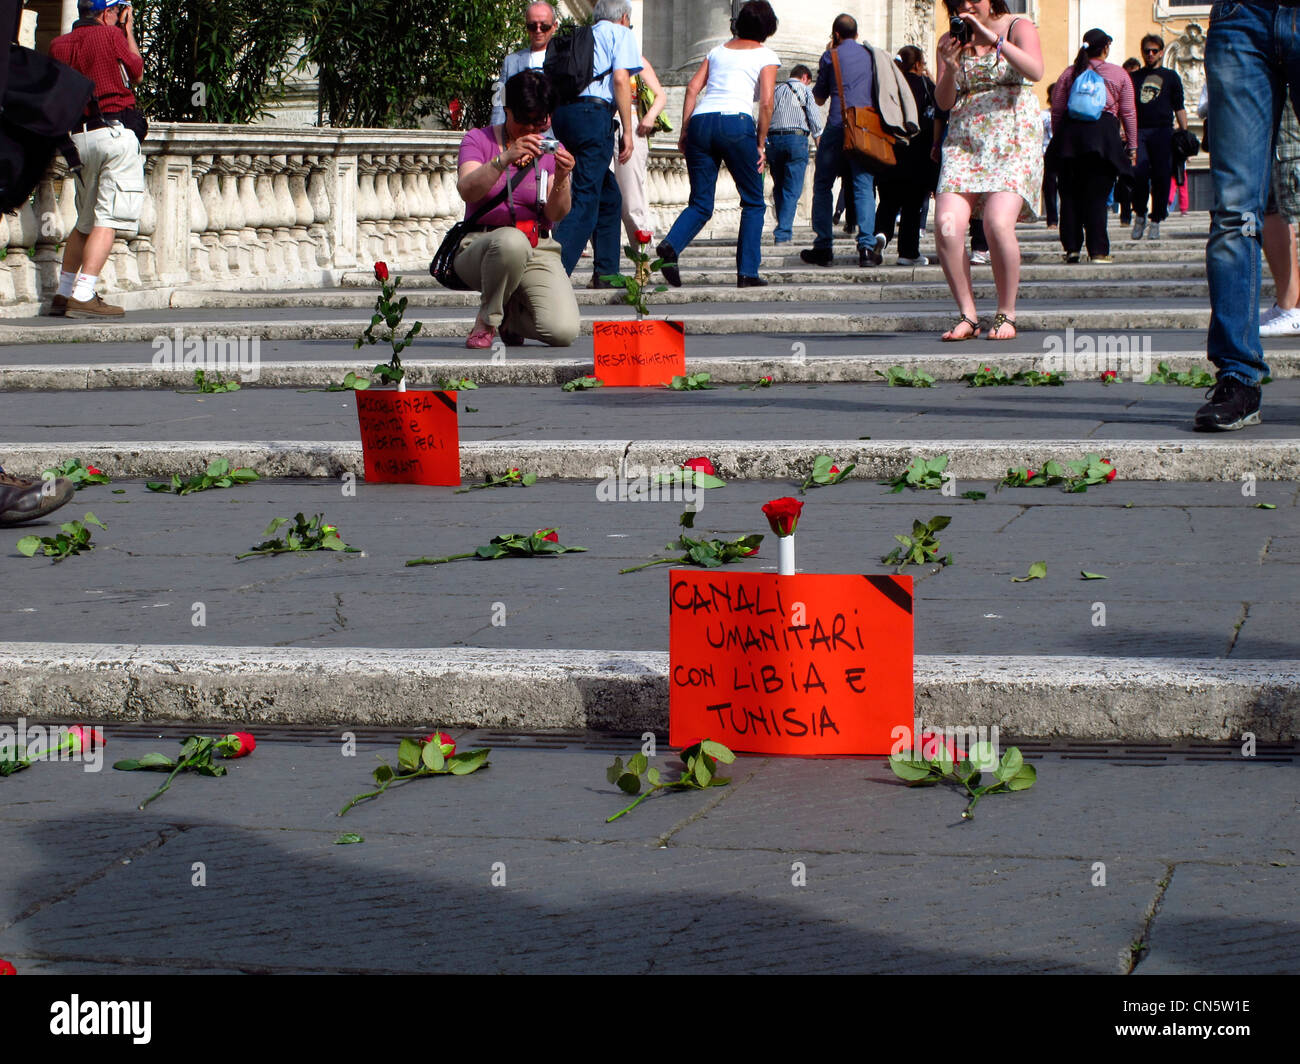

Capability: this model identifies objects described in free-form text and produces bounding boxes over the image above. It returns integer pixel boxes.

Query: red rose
[743,545,759,556]
[829,465,840,475]
[761,375,773,382]
[374,262,389,282]
[420,731,456,758]
[761,496,804,537]
[1025,470,1036,479]
[85,465,103,476]
[1101,460,1117,482]
[0,959,15,975]
[535,528,559,542]
[919,731,958,762]
[67,725,104,752]
[220,732,256,758]
[681,457,715,476]
[1100,370,1117,380]
[635,229,653,245]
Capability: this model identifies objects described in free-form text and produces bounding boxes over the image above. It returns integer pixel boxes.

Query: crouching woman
[456,70,580,348]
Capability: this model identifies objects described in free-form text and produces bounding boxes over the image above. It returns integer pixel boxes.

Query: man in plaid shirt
[47,0,144,319]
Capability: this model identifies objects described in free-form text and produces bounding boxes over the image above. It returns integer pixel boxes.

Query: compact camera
[949,17,972,45]
[537,137,560,154]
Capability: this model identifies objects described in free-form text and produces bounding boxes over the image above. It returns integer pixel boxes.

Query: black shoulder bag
[430,161,532,291]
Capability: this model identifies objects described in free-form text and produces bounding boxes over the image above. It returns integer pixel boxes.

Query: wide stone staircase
[1,212,1297,742]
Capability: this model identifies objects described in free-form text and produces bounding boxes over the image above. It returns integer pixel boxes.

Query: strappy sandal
[986,312,1017,341]
[941,314,982,342]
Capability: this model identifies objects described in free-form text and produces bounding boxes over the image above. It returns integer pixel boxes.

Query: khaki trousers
[454,229,580,346]
[614,128,654,245]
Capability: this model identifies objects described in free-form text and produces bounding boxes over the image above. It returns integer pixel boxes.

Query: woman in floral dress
[934,0,1044,340]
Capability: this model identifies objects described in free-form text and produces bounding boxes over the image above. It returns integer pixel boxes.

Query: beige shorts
[71,124,145,234]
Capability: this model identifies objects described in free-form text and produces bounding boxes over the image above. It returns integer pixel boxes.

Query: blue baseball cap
[78,0,127,13]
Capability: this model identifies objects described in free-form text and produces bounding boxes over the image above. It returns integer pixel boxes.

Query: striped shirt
[769,78,824,137]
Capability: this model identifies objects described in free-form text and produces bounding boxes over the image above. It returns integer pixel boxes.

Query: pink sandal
[465,322,495,350]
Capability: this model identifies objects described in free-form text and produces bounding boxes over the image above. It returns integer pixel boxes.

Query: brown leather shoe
[65,294,124,318]
[48,294,68,317]
[0,473,76,527]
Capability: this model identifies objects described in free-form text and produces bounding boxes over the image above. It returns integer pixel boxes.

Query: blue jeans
[664,111,766,277]
[812,126,876,252]
[766,131,810,242]
[1205,0,1295,386]
[551,98,622,278]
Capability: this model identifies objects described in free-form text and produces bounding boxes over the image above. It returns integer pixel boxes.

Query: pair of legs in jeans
[552,98,622,280]
[1203,0,1293,397]
[766,131,810,242]
[812,127,876,253]
[663,111,766,278]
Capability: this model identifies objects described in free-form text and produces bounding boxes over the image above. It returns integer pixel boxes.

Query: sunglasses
[1143,47,1162,54]
[526,21,553,30]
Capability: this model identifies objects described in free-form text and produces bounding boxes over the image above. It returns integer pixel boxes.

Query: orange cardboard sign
[355,389,460,485]
[592,320,686,386]
[668,571,913,755]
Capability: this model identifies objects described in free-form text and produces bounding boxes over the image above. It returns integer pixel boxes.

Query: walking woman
[875,46,940,266]
[657,0,780,288]
[933,0,1044,340]
[1047,29,1137,264]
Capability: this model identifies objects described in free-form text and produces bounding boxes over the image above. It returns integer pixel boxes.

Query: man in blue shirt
[802,13,883,268]
[551,0,641,284]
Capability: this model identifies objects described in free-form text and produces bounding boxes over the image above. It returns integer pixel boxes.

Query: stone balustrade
[1,124,759,315]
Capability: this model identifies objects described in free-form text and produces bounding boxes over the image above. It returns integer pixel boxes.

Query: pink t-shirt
[458,125,561,226]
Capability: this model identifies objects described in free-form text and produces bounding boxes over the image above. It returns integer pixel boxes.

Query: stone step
[0,302,1220,345]
[4,437,1297,481]
[3,644,1293,740]
[163,277,1219,311]
[2,347,1294,389]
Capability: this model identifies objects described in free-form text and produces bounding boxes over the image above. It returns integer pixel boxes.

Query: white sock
[72,274,98,302]
[57,271,77,298]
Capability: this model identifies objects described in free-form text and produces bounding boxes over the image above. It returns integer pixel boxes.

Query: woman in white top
[657,0,780,288]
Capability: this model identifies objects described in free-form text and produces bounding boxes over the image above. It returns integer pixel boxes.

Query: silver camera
[537,137,560,154]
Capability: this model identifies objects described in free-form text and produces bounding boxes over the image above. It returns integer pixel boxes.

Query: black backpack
[0,43,94,213]
[544,26,612,104]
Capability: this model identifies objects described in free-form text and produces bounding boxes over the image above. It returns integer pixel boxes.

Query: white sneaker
[969,250,990,265]
[1259,306,1300,336]
[1261,304,1283,326]
[897,255,930,266]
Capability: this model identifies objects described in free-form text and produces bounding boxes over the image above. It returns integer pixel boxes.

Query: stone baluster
[373,155,398,261]
[399,155,428,259]
[7,196,41,301]
[32,169,67,300]
[270,154,299,275]
[439,152,461,235]
[216,155,250,277]
[189,154,214,282]
[425,152,450,225]
[0,213,14,304]
[355,153,381,266]
[384,156,413,261]
[306,154,334,269]
[129,155,159,285]
[250,155,279,276]
[287,154,319,276]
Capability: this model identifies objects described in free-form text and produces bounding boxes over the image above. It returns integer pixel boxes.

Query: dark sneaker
[498,326,525,346]
[737,275,768,288]
[47,294,68,317]
[0,473,76,527]
[859,237,884,267]
[800,248,833,267]
[1194,376,1262,432]
[656,241,680,287]
[65,294,124,318]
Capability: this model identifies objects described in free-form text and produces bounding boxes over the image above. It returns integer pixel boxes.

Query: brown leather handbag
[832,45,896,172]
